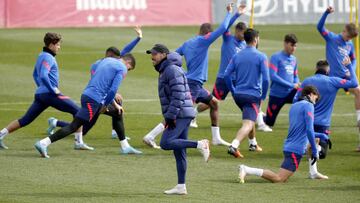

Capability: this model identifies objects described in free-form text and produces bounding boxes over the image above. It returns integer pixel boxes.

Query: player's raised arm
[201,3,232,44]
[120,26,142,56]
[317,6,334,40]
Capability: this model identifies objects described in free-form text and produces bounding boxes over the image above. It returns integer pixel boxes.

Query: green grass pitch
[0,24,359,202]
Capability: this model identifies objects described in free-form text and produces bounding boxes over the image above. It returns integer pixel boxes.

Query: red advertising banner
[0,0,5,27]
[3,0,212,28]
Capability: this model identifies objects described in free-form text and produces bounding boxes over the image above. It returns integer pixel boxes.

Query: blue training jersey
[90,36,140,77]
[176,12,231,84]
[283,100,318,156]
[217,13,246,79]
[224,46,269,100]
[293,67,358,127]
[317,11,357,78]
[83,57,127,105]
[33,48,59,95]
[269,51,299,98]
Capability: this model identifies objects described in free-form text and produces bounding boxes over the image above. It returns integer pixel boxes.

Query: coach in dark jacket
[147,44,210,195]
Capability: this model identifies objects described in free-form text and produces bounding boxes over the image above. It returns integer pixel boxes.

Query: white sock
[39,137,51,147]
[197,140,204,149]
[0,128,9,139]
[74,132,83,145]
[231,139,240,148]
[257,111,265,126]
[176,184,186,189]
[357,110,360,121]
[249,138,257,145]
[309,159,318,175]
[120,139,130,149]
[52,118,58,126]
[211,126,220,140]
[144,123,165,140]
[244,165,264,176]
[194,106,198,115]
[111,129,117,136]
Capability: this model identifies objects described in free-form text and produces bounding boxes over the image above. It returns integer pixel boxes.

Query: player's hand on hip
[342,55,351,66]
[165,118,176,130]
[115,93,123,104]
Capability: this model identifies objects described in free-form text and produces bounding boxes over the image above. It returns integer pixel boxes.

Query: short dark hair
[199,23,213,35]
[316,59,329,70]
[44,32,62,47]
[122,53,136,69]
[345,23,359,38]
[284,33,298,44]
[106,46,121,57]
[244,28,259,44]
[301,85,320,99]
[235,22,247,31]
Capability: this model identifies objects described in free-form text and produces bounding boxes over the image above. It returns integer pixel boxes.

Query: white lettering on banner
[284,0,298,13]
[313,0,327,13]
[76,0,147,11]
[239,0,356,17]
[299,0,311,13]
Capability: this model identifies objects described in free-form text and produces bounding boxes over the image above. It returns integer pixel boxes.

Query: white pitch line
[0,108,355,117]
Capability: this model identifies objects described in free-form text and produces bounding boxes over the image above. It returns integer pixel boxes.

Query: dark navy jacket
[156,52,195,120]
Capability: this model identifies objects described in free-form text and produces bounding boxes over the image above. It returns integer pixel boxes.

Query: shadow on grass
[5,191,161,198]
[300,185,360,191]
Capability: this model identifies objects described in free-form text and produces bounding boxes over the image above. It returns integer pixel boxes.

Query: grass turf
[0,24,359,202]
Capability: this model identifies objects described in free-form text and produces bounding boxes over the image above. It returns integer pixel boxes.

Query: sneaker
[47,117,57,135]
[164,185,187,195]
[190,118,198,128]
[34,141,50,158]
[111,131,117,139]
[258,124,273,132]
[74,143,94,151]
[121,146,142,154]
[238,164,247,183]
[198,139,210,162]
[309,172,329,180]
[143,137,161,149]
[0,139,8,150]
[249,144,263,152]
[212,137,231,146]
[228,146,244,158]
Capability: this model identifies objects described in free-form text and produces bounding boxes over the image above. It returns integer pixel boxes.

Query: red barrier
[3,0,212,28]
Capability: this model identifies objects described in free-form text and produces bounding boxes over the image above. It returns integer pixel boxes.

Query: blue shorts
[314,125,330,135]
[188,79,212,104]
[212,77,234,100]
[281,151,302,172]
[233,94,260,122]
[76,95,102,122]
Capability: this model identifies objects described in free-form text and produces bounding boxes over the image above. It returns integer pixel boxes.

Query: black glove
[311,154,318,165]
[327,139,332,149]
[165,118,176,129]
